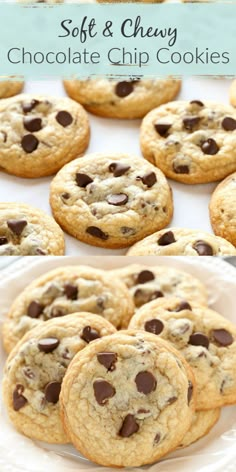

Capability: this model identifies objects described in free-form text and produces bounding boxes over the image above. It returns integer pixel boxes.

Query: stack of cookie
[2,263,236,467]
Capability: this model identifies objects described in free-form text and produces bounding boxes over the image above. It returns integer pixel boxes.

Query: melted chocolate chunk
[0,236,8,245]
[189,332,209,349]
[183,116,201,131]
[97,352,117,371]
[23,117,42,132]
[45,381,61,403]
[222,117,236,131]
[21,134,39,153]
[154,433,161,444]
[38,337,60,353]
[187,381,193,405]
[119,414,139,437]
[115,81,134,97]
[7,219,27,236]
[174,301,192,312]
[190,100,204,107]
[136,270,155,284]
[193,240,213,256]
[144,319,164,335]
[61,192,70,200]
[136,172,157,188]
[107,193,128,206]
[173,163,190,174]
[109,162,130,177]
[135,371,157,394]
[93,380,115,405]
[56,111,73,127]
[154,123,171,137]
[201,138,219,155]
[27,301,44,318]
[167,396,177,405]
[13,384,27,411]
[211,329,233,347]
[81,326,100,343]
[86,226,109,240]
[64,283,78,300]
[22,99,39,113]
[76,173,93,188]
[158,231,176,246]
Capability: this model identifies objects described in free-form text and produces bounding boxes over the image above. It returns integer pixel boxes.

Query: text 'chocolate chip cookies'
[3,265,134,352]
[50,152,173,248]
[60,330,195,467]
[0,94,90,178]
[140,100,236,184]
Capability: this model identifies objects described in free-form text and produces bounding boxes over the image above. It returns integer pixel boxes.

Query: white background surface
[1,256,236,472]
[0,77,233,255]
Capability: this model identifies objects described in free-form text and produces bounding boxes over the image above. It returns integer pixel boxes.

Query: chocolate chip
[154,433,161,444]
[27,301,44,318]
[190,100,204,107]
[56,111,73,127]
[50,307,65,318]
[158,231,176,246]
[136,270,155,284]
[136,172,157,188]
[22,99,39,113]
[220,379,226,394]
[35,248,47,255]
[81,326,100,343]
[174,301,192,312]
[21,134,39,153]
[167,396,177,405]
[173,163,190,174]
[222,117,236,131]
[38,337,60,353]
[13,384,27,411]
[211,329,233,347]
[0,236,8,245]
[119,414,139,437]
[64,283,78,300]
[86,226,108,240]
[45,381,61,403]
[23,117,42,132]
[135,371,157,394]
[183,116,201,131]
[187,381,193,405]
[193,240,213,256]
[93,380,115,405]
[76,173,93,188]
[154,123,171,137]
[134,289,163,307]
[189,332,209,349]
[61,192,70,200]
[201,138,219,155]
[120,226,136,235]
[106,193,128,206]
[115,81,134,97]
[96,296,105,311]
[97,352,117,371]
[23,367,35,379]
[144,319,164,335]
[109,162,130,177]
[7,219,27,236]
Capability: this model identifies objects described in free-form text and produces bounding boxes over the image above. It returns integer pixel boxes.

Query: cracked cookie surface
[209,172,236,247]
[2,313,116,443]
[111,264,207,308]
[0,202,64,255]
[129,297,236,409]
[63,78,180,119]
[50,153,173,248]
[3,265,134,353]
[140,100,236,184]
[127,228,236,255]
[60,330,195,467]
[0,94,90,178]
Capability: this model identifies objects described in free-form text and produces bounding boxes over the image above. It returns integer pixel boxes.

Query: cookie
[178,409,220,448]
[127,228,236,255]
[140,100,236,184]
[0,202,64,255]
[0,94,90,178]
[111,264,207,308]
[60,330,196,467]
[209,172,236,247]
[63,78,180,119]
[229,80,236,107]
[50,153,173,249]
[129,297,236,409]
[2,312,116,443]
[3,265,134,353]
[0,80,23,99]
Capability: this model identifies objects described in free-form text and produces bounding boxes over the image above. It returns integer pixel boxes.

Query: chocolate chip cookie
[140,100,236,184]
[63,78,180,119]
[209,172,236,247]
[0,80,23,98]
[60,330,195,467]
[0,202,64,255]
[111,264,207,308]
[127,228,236,255]
[179,409,220,448]
[3,265,134,353]
[2,312,116,443]
[129,297,236,409]
[0,94,90,178]
[50,153,173,248]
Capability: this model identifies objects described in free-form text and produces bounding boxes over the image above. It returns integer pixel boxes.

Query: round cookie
[60,330,196,467]
[129,297,236,409]
[0,202,64,255]
[140,100,236,184]
[50,153,173,249]
[0,80,23,99]
[0,94,90,178]
[2,313,116,443]
[209,172,236,247]
[127,228,236,256]
[229,79,236,107]
[3,265,134,353]
[178,409,220,449]
[111,264,207,308]
[63,78,180,119]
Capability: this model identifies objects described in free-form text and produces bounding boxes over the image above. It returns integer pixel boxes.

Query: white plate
[0,77,233,255]
[1,256,236,471]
